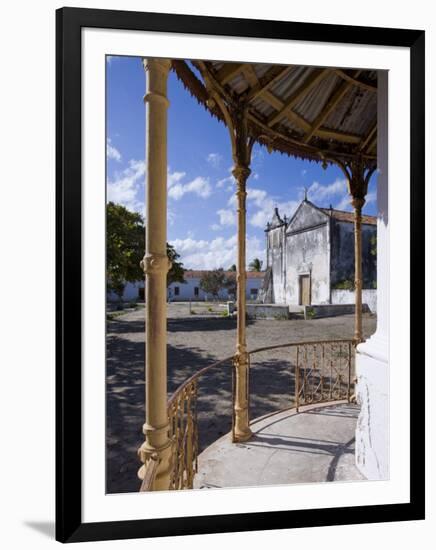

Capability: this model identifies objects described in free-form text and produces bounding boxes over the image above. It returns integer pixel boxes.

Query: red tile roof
[321,208,377,226]
[184,270,265,279]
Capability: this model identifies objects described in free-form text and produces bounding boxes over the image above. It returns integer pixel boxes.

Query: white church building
[263,199,377,313]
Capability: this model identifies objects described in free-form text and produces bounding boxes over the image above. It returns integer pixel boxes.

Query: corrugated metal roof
[173,59,378,164]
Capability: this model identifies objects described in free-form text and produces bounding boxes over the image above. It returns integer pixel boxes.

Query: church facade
[264,199,377,310]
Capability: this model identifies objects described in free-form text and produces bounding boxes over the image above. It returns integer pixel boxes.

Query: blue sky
[106,56,377,270]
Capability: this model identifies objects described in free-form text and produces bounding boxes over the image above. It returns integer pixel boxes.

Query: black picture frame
[56,7,425,543]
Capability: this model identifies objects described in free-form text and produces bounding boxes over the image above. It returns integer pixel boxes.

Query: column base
[232,426,253,443]
[355,332,389,480]
[137,438,173,491]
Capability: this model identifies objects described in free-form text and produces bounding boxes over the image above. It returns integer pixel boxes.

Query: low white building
[108,270,265,302]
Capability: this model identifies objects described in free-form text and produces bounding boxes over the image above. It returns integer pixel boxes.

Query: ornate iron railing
[166,356,234,490]
[142,339,354,491]
[247,339,355,417]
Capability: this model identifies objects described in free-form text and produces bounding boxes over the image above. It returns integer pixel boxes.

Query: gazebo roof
[172,60,377,166]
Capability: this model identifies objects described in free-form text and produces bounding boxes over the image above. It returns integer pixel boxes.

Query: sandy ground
[106,302,376,493]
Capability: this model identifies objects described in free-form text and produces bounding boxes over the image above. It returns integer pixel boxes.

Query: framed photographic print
[56,7,425,543]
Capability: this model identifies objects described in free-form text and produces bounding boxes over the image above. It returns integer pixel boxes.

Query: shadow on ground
[106,310,375,494]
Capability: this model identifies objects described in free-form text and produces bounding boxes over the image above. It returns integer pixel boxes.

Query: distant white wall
[332,289,377,313]
[268,225,286,304]
[168,276,263,301]
[107,281,143,302]
[107,276,263,302]
[285,224,330,305]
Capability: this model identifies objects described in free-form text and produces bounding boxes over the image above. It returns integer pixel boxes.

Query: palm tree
[248,258,263,272]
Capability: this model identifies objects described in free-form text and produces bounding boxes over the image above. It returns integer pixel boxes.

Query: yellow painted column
[137,58,172,491]
[232,165,253,442]
[352,196,365,343]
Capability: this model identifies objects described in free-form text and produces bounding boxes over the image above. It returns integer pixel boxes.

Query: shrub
[306,307,316,320]
[333,279,355,290]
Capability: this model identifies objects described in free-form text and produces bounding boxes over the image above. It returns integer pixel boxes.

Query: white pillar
[355,70,389,480]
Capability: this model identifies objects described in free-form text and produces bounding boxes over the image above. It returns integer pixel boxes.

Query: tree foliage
[106,202,185,299]
[223,272,237,299]
[167,243,186,287]
[249,258,263,272]
[199,268,226,299]
[107,202,145,299]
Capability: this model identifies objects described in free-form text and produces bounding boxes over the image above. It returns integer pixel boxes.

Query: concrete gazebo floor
[194,402,365,489]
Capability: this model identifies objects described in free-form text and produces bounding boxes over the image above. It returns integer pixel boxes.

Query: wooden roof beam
[266,68,331,128]
[255,89,361,143]
[241,65,259,87]
[358,123,377,152]
[302,70,361,144]
[215,63,245,85]
[366,135,378,154]
[334,69,377,92]
[246,65,293,103]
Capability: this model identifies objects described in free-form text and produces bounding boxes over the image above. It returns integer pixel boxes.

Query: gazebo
[137,58,387,490]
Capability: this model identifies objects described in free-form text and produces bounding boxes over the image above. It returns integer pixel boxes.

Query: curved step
[194,401,365,489]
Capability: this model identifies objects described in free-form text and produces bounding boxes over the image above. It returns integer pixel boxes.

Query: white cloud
[170,234,265,270]
[365,191,377,205]
[335,194,352,211]
[107,162,210,221]
[227,187,299,229]
[216,208,236,226]
[206,152,223,168]
[307,178,348,203]
[167,170,186,187]
[107,159,145,213]
[250,200,299,228]
[168,175,212,200]
[334,188,376,212]
[216,174,235,189]
[106,139,122,162]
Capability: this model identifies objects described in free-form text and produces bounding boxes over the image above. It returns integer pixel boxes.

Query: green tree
[107,202,145,300]
[249,258,263,272]
[228,264,237,272]
[167,243,186,287]
[107,202,185,300]
[199,269,226,300]
[223,272,237,299]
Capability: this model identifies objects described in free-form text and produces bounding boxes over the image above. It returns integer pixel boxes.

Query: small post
[232,164,253,442]
[352,195,365,343]
[334,155,374,345]
[347,342,352,402]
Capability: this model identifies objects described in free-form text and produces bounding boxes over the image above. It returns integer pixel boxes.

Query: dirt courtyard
[106,302,376,494]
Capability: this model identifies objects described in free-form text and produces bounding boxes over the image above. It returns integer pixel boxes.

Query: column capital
[351,196,366,210]
[232,164,251,184]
